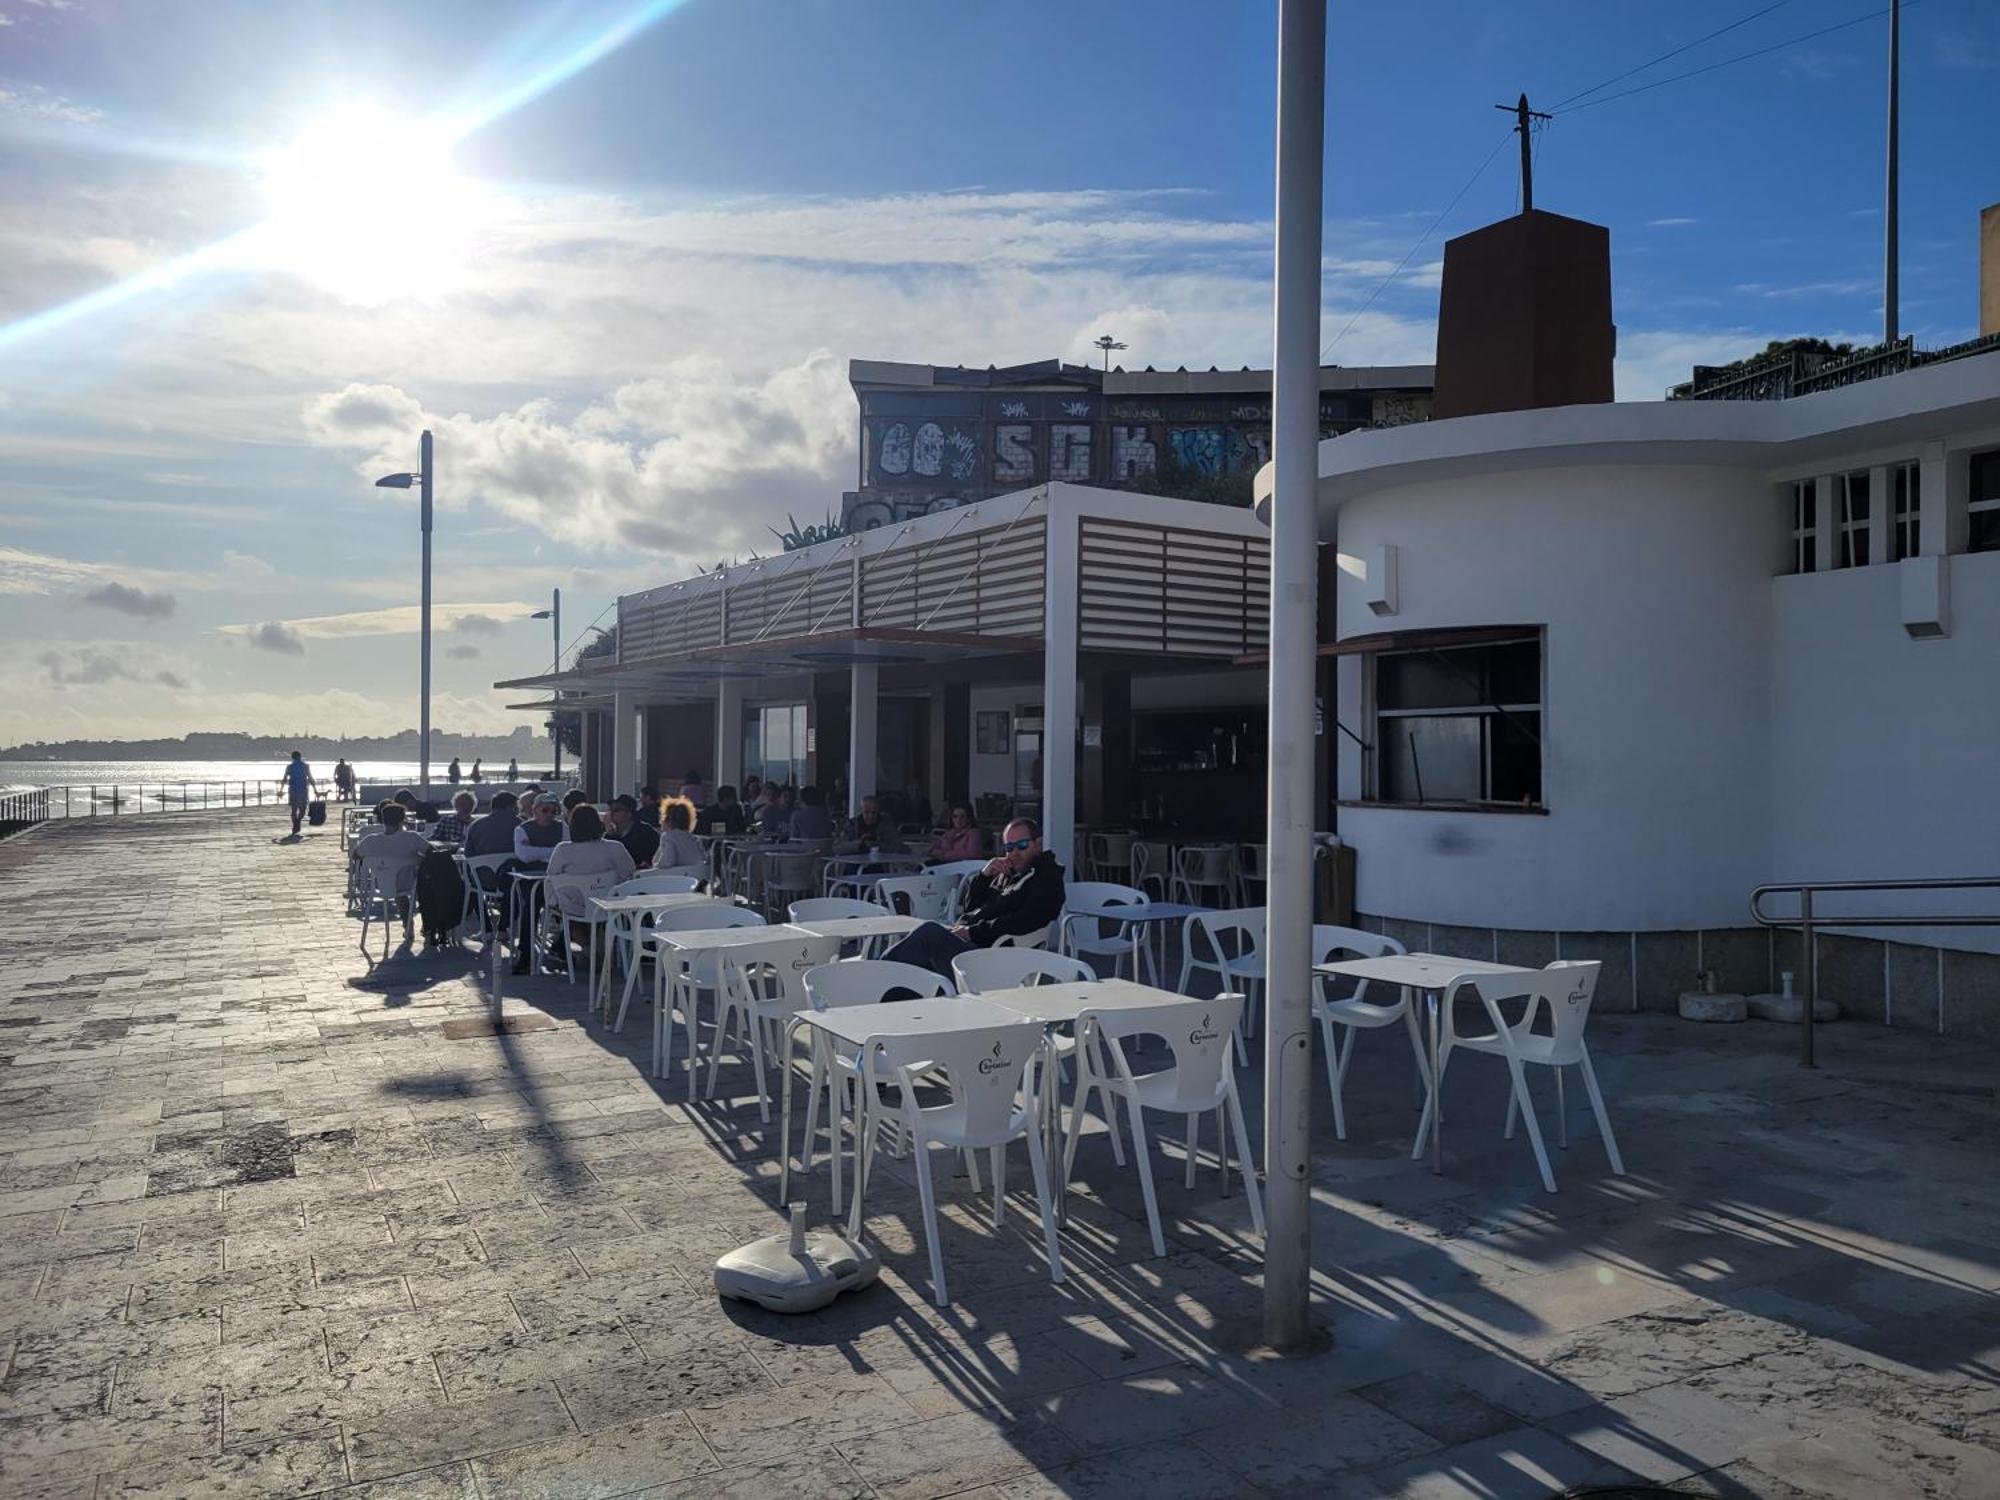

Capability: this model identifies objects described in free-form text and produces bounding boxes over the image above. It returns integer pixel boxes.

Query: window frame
[1835,470,1870,569]
[1970,450,2000,555]
[1789,479,1818,574]
[1359,630,1546,813]
[1890,461,1921,562]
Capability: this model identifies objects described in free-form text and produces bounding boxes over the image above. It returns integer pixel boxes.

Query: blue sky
[1,0,1994,743]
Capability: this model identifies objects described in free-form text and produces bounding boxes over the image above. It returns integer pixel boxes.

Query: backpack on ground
[415,849,465,946]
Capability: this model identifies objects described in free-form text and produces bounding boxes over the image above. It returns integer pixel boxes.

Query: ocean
[0,759,551,817]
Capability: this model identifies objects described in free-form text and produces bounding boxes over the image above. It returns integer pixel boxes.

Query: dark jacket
[614,820,660,868]
[961,851,1066,948]
[462,810,519,859]
[699,800,748,836]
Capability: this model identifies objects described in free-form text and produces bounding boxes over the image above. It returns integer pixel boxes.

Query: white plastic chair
[356,853,420,960]
[800,960,956,1213]
[1084,830,1134,885]
[653,862,709,882]
[629,903,766,1082]
[705,933,841,1122]
[458,852,513,942]
[761,851,821,921]
[1059,882,1154,981]
[786,896,894,957]
[1170,844,1236,908]
[1129,840,1171,902]
[1311,925,1421,1141]
[875,872,961,922]
[949,948,1094,995]
[1234,844,1268,907]
[993,922,1055,951]
[1064,992,1263,1257]
[924,859,990,922]
[599,874,707,1014]
[1413,960,1623,1193]
[1177,908,1266,1061]
[848,1019,1063,1306]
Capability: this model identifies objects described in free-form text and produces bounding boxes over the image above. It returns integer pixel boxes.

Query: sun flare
[256,102,490,304]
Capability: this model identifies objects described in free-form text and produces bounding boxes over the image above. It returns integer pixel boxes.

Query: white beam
[1263,0,1325,1355]
[1042,496,1080,869]
[848,664,879,816]
[611,690,640,800]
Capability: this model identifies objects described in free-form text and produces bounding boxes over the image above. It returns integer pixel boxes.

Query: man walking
[277,750,318,836]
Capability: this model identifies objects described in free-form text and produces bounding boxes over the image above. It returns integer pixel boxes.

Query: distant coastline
[0,730,544,762]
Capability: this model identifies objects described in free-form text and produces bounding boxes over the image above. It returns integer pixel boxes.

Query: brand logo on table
[1189,1013,1221,1045]
[976,1039,1011,1075]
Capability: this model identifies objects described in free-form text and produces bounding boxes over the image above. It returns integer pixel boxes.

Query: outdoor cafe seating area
[345,800,1628,1309]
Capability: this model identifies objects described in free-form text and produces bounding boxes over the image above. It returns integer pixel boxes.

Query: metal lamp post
[532,588,562,780]
[374,429,435,788]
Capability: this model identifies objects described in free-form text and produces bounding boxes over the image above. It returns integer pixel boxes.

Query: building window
[1971,450,2000,554]
[1369,634,1543,809]
[1890,462,1921,561]
[742,703,808,789]
[1836,470,1870,568]
[1790,480,1817,573]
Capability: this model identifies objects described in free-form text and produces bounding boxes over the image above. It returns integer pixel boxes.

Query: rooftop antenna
[1883,0,1900,345]
[1092,334,1127,372]
[1495,93,1552,213]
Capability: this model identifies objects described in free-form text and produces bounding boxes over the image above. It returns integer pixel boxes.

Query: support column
[1080,665,1131,832]
[1868,464,1892,566]
[716,679,745,789]
[848,664,879,816]
[1263,0,1325,1354]
[611,690,639,801]
[1042,501,1080,869]
[941,681,971,812]
[578,709,596,801]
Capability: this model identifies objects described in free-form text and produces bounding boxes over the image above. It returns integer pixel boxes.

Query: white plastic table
[1064,899,1214,981]
[822,851,925,899]
[648,923,806,1082]
[1314,952,1537,1174]
[588,891,735,1018]
[787,912,925,951]
[777,994,1036,1217]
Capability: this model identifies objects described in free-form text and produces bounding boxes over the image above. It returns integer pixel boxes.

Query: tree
[551,625,617,757]
[1144,453,1255,509]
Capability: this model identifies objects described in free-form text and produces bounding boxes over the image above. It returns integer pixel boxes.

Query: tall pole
[1883,0,1900,346]
[1263,0,1324,1355]
[419,428,434,789]
[1516,94,1533,213]
[550,587,562,780]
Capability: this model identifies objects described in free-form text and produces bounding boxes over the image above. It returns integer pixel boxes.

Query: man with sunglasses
[880,817,1065,977]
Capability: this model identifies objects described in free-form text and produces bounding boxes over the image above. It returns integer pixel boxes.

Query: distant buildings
[841,356,1433,530]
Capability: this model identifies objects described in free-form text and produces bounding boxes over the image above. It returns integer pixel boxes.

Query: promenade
[1,812,1997,1498]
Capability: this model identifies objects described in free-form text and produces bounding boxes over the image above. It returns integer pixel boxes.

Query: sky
[1,0,1994,746]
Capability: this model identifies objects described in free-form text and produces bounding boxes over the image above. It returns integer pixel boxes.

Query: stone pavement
[1,811,1998,1498]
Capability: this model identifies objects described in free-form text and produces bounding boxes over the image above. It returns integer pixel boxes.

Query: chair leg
[1224,1078,1265,1235]
[1126,1097,1166,1258]
[1577,1048,1625,1176]
[1024,1109,1064,1285]
[1330,1022,1355,1141]
[1506,1056,1558,1193]
[991,1144,1006,1229]
[963,1148,982,1194]
[1412,1049,1452,1160]
[846,1088,879,1242]
[1504,1085,1519,1140]
[747,1009,771,1124]
[1556,1067,1568,1150]
[913,1140,949,1307]
[1184,1112,1199,1189]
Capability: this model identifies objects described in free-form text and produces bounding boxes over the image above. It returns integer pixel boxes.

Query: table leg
[779,1018,801,1204]
[1428,989,1442,1175]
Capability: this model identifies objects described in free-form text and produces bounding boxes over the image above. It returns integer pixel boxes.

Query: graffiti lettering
[1110,425,1157,479]
[878,423,912,476]
[1168,426,1224,476]
[913,422,945,477]
[1049,424,1092,481]
[993,424,1036,484]
[1000,401,1029,419]
[946,428,978,481]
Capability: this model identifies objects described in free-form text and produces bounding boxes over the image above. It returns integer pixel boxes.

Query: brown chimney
[1431,209,1615,419]
[1982,203,2000,338]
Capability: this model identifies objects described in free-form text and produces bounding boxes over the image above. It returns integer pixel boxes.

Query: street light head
[373,472,418,489]
[530,610,553,620]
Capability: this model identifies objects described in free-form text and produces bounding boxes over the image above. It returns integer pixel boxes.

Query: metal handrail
[1749,876,2000,1068]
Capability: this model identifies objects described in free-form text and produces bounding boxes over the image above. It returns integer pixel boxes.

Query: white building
[1279,347,2000,1033]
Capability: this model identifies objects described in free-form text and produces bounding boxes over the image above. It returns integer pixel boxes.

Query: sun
[255,102,491,304]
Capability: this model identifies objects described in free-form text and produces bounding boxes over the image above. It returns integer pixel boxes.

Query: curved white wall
[1335,463,1786,932]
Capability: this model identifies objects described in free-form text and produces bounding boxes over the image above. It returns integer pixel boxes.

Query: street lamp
[531,587,561,780]
[374,428,434,788]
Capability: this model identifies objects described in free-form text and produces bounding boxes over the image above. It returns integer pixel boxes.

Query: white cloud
[76,580,176,619]
[219,599,543,640]
[38,642,192,691]
[0,84,99,125]
[1647,217,1700,229]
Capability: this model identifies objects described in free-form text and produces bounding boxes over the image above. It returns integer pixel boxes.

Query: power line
[1552,0,1794,111]
[1558,2,1916,115]
[1322,129,1512,358]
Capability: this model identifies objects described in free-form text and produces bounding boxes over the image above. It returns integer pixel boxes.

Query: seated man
[606,794,660,867]
[697,783,749,837]
[432,790,477,843]
[463,790,518,857]
[508,795,567,972]
[354,803,430,939]
[834,793,903,855]
[637,786,663,829]
[880,818,1065,977]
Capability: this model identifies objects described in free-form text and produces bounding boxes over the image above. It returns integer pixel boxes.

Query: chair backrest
[361,851,420,897]
[1176,844,1236,884]
[1082,992,1244,1110]
[1186,907,1266,966]
[992,922,1052,950]
[654,862,709,880]
[787,897,890,923]
[461,852,513,892]
[1444,961,1602,1062]
[926,859,990,881]
[722,934,842,1015]
[650,902,766,934]
[864,1021,1045,1140]
[951,947,1094,994]
[803,959,955,1010]
[764,852,819,889]
[1539,960,1603,1057]
[612,873,701,897]
[875,873,959,921]
[1311,923,1404,1000]
[1062,882,1149,947]
[1239,843,1268,881]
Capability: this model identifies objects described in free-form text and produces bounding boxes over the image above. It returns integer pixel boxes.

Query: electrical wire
[1322,129,1512,358]
[1552,0,1794,111]
[1558,2,1916,115]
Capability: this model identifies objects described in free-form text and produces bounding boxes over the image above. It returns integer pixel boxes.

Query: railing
[1748,876,2000,1068]
[5,780,289,823]
[0,786,51,838]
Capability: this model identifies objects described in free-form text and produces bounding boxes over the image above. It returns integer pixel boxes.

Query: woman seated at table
[655,796,706,869]
[544,804,635,964]
[926,803,982,863]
